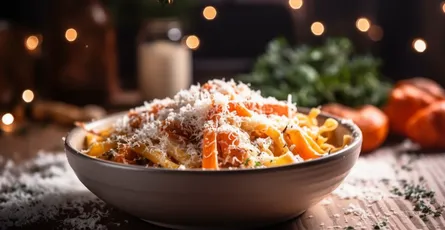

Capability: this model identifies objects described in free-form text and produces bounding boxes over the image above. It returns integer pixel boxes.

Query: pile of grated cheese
[110,79,300,168]
[332,144,412,203]
[331,154,397,203]
[0,152,122,230]
[320,141,437,229]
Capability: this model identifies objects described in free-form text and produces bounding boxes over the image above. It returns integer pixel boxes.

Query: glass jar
[137,18,191,100]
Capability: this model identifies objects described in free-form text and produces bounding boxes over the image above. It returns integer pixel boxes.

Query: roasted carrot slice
[217,131,251,166]
[262,104,290,116]
[228,102,253,117]
[244,102,292,117]
[207,104,224,121]
[149,105,162,115]
[217,131,241,156]
[202,104,224,169]
[202,127,218,169]
[202,82,213,90]
[218,132,238,153]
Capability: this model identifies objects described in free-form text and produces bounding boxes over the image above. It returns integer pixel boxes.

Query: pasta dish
[80,79,352,170]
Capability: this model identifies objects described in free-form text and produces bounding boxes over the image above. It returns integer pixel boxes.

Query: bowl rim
[64,107,362,175]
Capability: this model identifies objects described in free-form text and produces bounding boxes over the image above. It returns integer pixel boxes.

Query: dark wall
[0,0,443,87]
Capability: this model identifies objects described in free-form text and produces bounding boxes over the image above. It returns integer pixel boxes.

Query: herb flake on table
[390,176,444,221]
[373,220,387,229]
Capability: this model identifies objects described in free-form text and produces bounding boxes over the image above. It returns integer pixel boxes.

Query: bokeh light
[2,113,14,125]
[413,38,427,53]
[203,6,217,20]
[311,22,325,36]
[356,17,371,32]
[65,28,78,42]
[185,35,200,50]
[25,35,39,51]
[288,0,303,9]
[22,89,35,103]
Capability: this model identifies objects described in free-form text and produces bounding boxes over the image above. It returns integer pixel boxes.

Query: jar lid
[143,18,182,34]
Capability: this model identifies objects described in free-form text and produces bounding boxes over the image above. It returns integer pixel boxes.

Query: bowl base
[141,211,306,230]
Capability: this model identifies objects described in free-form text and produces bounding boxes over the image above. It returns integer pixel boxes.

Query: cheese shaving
[0,152,121,230]
[84,79,350,169]
[107,79,301,168]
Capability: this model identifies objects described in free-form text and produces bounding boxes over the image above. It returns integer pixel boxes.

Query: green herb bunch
[239,37,392,108]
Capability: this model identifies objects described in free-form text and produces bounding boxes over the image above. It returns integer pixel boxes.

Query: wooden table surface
[1,124,445,230]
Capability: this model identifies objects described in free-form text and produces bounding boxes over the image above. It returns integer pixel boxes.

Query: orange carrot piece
[244,102,291,117]
[262,104,289,116]
[202,104,224,169]
[217,131,248,166]
[150,104,166,115]
[202,82,213,91]
[228,102,253,117]
[207,104,224,121]
[217,131,240,156]
[202,127,219,169]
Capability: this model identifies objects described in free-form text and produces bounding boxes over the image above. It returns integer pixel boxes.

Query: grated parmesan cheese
[0,152,122,230]
[331,150,400,202]
[343,204,367,218]
[106,79,300,169]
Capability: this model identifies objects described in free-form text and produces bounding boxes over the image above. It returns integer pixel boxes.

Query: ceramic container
[64,109,362,230]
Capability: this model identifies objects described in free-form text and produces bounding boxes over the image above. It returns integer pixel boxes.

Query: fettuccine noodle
[80,79,352,170]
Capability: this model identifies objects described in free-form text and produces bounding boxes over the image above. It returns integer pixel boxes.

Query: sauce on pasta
[80,79,352,169]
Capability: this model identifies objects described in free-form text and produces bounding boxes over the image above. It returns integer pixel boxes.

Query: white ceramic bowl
[64,108,362,230]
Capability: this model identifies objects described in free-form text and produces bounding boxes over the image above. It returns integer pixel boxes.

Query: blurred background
[0,0,444,132]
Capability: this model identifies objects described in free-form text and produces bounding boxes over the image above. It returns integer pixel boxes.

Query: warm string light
[56,11,425,71]
[442,2,445,13]
[311,22,325,36]
[185,35,200,50]
[413,38,427,53]
[288,0,303,10]
[2,113,14,126]
[65,28,78,42]
[356,17,371,32]
[203,6,217,20]
[198,5,217,50]
[25,35,39,51]
[22,89,34,103]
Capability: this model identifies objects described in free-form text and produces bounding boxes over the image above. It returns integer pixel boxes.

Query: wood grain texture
[1,125,445,230]
[293,146,445,230]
